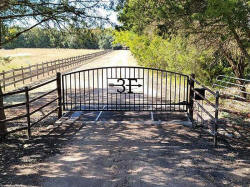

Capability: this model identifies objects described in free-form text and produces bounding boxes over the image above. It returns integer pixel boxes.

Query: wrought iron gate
[62,66,189,111]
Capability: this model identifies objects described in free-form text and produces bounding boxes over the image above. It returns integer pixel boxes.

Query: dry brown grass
[0,48,102,71]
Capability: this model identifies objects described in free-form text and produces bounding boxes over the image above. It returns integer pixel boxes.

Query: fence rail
[213,75,250,100]
[0,50,111,91]
[189,75,219,146]
[0,73,62,138]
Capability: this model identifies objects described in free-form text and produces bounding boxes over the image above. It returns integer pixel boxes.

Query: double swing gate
[62,67,189,112]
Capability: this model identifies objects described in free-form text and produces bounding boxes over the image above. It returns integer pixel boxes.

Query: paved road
[8,51,250,187]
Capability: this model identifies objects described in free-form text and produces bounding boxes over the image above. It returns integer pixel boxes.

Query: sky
[15,1,120,29]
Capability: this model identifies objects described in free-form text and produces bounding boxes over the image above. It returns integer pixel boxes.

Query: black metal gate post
[189,74,195,124]
[57,72,62,118]
[214,91,219,147]
[25,86,31,139]
[0,85,7,137]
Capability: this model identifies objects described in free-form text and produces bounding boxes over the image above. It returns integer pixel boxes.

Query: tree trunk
[0,85,7,136]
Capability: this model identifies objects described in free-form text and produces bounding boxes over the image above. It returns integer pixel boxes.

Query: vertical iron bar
[120,67,122,110]
[189,74,195,123]
[138,69,140,111]
[174,74,176,111]
[97,69,99,110]
[183,77,186,111]
[179,75,181,111]
[62,75,65,110]
[161,71,163,111]
[107,68,109,110]
[170,73,172,111]
[70,73,72,110]
[102,69,104,109]
[74,73,77,109]
[165,72,168,111]
[147,69,149,110]
[93,70,95,109]
[156,70,158,110]
[143,69,145,110]
[152,70,154,111]
[134,67,136,110]
[186,76,189,112]
[65,75,68,110]
[57,72,62,118]
[129,68,131,110]
[83,71,86,109]
[88,70,90,110]
[79,72,81,110]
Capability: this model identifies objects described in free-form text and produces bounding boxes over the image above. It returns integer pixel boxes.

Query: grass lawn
[0,48,102,71]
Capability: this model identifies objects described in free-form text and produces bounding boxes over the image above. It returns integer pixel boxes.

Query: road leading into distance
[8,50,250,187]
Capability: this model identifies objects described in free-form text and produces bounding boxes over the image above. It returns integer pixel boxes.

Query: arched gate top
[62,66,189,111]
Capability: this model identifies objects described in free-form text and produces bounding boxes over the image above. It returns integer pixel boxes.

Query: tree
[98,29,114,49]
[0,0,117,46]
[118,0,249,97]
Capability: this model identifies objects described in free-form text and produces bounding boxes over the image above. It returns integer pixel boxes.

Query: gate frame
[61,66,190,112]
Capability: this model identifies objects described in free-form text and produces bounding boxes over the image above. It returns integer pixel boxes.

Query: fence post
[51,61,54,74]
[57,61,59,71]
[25,86,31,139]
[13,70,16,88]
[2,70,5,91]
[0,85,7,137]
[36,64,39,79]
[42,62,45,77]
[189,74,195,124]
[21,66,24,84]
[214,91,219,147]
[55,61,58,72]
[57,72,62,118]
[47,62,49,75]
[29,65,32,81]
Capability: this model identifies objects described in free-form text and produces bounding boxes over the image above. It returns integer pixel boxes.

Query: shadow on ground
[0,112,250,187]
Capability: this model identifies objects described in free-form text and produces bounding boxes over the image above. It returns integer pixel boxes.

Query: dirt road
[1,50,250,187]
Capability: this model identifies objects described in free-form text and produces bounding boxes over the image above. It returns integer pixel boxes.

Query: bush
[113,31,234,85]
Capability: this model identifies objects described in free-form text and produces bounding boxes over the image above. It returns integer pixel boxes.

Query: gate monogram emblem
[109,78,142,93]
